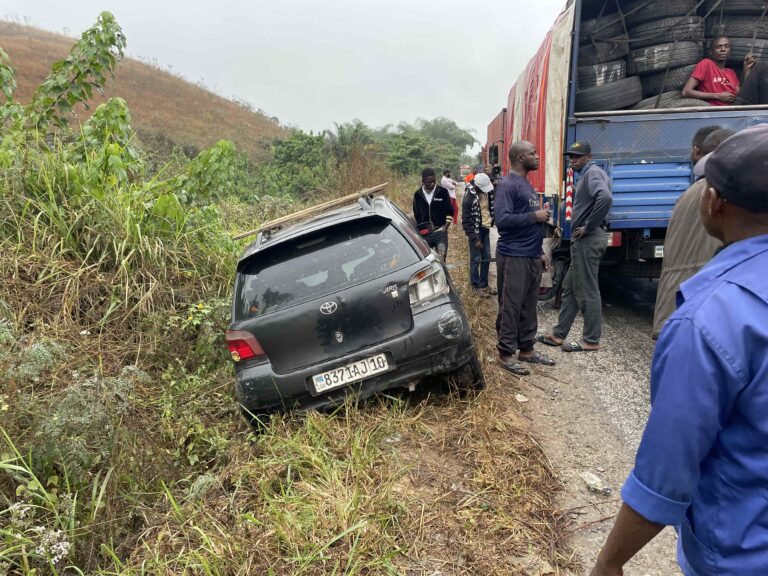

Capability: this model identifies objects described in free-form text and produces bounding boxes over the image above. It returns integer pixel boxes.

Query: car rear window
[234,218,420,319]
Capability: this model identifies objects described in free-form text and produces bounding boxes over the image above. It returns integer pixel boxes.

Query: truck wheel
[578,59,627,89]
[578,37,630,66]
[580,14,626,45]
[641,64,695,97]
[705,0,768,15]
[706,16,768,40]
[447,353,485,396]
[623,0,697,28]
[629,16,704,49]
[659,97,710,108]
[631,90,682,109]
[576,76,643,112]
[723,37,768,63]
[627,41,703,76]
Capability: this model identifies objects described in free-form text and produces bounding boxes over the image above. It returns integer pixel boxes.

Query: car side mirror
[489,144,499,166]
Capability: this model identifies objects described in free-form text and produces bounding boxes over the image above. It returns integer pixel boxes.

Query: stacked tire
[577,12,637,110]
[575,0,768,111]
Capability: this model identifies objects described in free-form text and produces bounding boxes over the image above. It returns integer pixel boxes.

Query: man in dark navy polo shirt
[494,141,555,376]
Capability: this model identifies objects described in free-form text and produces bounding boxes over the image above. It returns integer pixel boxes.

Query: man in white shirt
[441,169,460,222]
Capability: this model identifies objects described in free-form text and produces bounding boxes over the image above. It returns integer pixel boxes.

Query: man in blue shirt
[591,124,768,576]
[494,141,555,376]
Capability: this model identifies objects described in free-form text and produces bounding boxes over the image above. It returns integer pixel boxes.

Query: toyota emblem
[320,301,338,315]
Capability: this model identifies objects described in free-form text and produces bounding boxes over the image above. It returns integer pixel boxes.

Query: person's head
[567,141,592,171]
[702,124,768,243]
[474,173,494,193]
[691,125,721,163]
[472,166,479,175]
[421,167,436,191]
[701,128,736,156]
[709,36,731,64]
[508,141,540,174]
[443,169,451,177]
[483,164,492,176]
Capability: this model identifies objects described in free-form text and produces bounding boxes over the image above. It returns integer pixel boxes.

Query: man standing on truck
[590,124,768,576]
[494,141,555,376]
[651,126,733,338]
[682,36,754,105]
[539,141,612,352]
[413,167,454,262]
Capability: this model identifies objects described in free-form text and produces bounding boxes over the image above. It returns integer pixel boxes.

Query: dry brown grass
[0,21,287,162]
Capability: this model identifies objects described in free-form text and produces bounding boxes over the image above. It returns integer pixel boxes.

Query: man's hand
[474,238,483,249]
[715,91,736,103]
[533,209,550,223]
[540,254,549,271]
[745,53,756,71]
[572,226,586,239]
[589,561,623,576]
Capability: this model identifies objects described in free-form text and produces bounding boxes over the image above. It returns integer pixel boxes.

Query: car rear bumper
[234,301,475,414]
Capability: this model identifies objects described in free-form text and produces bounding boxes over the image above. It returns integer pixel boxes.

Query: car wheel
[641,64,696,97]
[627,41,702,76]
[706,15,768,40]
[631,90,682,109]
[447,353,485,395]
[239,406,272,432]
[705,0,768,15]
[576,76,643,112]
[623,0,697,28]
[578,37,630,66]
[629,16,704,49]
[577,59,626,89]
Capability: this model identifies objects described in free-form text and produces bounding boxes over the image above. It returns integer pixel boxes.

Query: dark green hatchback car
[226,194,483,422]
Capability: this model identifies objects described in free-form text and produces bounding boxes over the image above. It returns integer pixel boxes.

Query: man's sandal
[498,360,531,376]
[518,351,556,365]
[561,341,599,353]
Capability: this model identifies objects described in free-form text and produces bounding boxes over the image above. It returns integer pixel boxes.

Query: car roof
[237,195,400,265]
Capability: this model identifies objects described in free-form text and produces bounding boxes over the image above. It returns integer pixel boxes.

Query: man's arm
[584,170,612,233]
[682,75,735,103]
[461,193,476,240]
[591,504,664,576]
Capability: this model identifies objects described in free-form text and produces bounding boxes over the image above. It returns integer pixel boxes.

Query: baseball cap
[704,124,768,213]
[567,141,592,156]
[474,173,494,193]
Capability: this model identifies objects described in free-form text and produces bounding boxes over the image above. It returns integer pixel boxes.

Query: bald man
[494,141,555,376]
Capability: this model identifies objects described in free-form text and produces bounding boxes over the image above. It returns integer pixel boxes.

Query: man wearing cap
[494,141,555,376]
[461,172,496,296]
[591,124,768,576]
[651,126,732,338]
[540,141,612,352]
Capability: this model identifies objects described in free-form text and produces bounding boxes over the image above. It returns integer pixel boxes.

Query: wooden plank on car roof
[232,182,389,241]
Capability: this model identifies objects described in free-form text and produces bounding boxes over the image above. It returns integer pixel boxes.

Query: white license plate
[655,245,664,258]
[312,354,389,393]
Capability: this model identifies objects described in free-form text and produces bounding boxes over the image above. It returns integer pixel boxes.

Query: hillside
[0,21,287,161]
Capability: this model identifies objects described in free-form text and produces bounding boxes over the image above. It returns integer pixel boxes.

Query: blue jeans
[468,227,491,288]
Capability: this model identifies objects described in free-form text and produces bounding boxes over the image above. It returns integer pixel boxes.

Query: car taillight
[225,330,266,362]
[409,261,449,306]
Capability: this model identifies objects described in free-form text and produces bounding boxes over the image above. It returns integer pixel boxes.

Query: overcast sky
[3,0,565,148]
